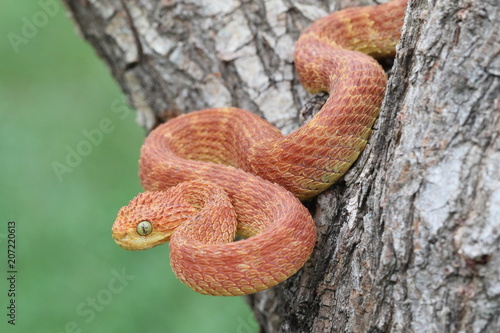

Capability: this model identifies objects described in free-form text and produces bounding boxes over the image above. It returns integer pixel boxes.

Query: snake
[112,0,407,296]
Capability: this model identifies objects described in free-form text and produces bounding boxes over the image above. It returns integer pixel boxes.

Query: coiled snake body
[112,0,407,296]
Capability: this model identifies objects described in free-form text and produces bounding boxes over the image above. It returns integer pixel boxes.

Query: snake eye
[136,221,153,236]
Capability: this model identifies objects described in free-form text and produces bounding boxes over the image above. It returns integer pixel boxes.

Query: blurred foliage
[0,1,257,332]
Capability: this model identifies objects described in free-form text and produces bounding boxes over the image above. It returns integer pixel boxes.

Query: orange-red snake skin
[112,0,407,296]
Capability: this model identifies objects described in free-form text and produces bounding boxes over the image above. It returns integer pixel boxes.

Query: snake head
[112,190,196,251]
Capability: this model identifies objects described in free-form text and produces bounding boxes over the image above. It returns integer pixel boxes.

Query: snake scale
[112,0,407,296]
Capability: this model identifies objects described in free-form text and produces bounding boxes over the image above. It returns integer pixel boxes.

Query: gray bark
[63,0,500,332]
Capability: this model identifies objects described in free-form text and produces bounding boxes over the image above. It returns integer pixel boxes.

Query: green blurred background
[0,1,257,332]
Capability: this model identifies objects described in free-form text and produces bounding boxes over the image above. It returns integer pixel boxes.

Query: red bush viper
[112,0,407,296]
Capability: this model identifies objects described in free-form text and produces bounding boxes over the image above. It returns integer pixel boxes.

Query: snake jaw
[112,221,173,251]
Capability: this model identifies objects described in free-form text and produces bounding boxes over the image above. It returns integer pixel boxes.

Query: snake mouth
[112,231,133,250]
[112,225,173,251]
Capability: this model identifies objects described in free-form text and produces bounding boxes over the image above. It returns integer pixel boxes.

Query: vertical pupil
[137,221,151,235]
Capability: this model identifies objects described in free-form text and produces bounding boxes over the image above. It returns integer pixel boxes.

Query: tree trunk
[63,0,500,331]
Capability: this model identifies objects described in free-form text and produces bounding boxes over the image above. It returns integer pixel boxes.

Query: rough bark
[63,0,500,332]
